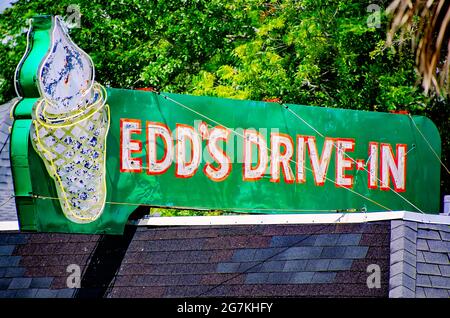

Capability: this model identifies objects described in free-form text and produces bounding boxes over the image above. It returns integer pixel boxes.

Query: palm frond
[387,0,450,96]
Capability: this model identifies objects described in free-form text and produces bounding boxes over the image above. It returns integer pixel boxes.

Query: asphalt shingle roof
[0,222,391,298]
[415,222,450,297]
[389,220,450,298]
[0,99,16,221]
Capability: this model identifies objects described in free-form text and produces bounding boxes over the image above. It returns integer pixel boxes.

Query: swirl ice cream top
[38,16,97,116]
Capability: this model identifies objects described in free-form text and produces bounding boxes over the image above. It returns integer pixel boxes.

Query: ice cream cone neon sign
[10,15,441,234]
[30,16,110,224]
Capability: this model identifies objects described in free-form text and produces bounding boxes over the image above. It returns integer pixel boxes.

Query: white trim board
[0,221,19,231]
[0,211,449,232]
[134,211,450,227]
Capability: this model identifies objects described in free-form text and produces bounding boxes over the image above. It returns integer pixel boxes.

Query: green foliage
[188,0,430,113]
[0,0,438,109]
[150,208,225,217]
[0,0,448,204]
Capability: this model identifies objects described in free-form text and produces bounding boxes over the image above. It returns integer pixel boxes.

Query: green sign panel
[10,16,441,234]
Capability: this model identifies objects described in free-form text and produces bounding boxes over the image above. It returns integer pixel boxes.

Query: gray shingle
[416,239,429,251]
[391,220,404,230]
[417,251,425,262]
[402,238,417,255]
[343,246,368,259]
[8,277,32,289]
[427,240,450,253]
[6,235,27,245]
[283,260,307,272]
[390,237,416,255]
[311,272,336,284]
[30,277,53,289]
[305,259,330,271]
[327,259,353,271]
[216,262,240,273]
[0,256,20,267]
[403,221,418,231]
[314,234,339,246]
[238,262,262,273]
[266,272,292,284]
[390,249,416,267]
[391,261,416,279]
[417,229,441,240]
[232,249,257,262]
[391,220,417,231]
[416,274,432,287]
[415,287,426,298]
[389,273,415,291]
[422,251,449,265]
[56,288,76,298]
[260,261,285,272]
[0,246,15,256]
[389,285,414,298]
[418,223,450,232]
[245,273,268,284]
[275,246,323,260]
[320,246,346,258]
[294,235,316,246]
[35,289,59,298]
[0,290,17,298]
[0,278,11,289]
[15,288,39,298]
[438,265,450,277]
[441,231,450,242]
[391,225,417,243]
[336,233,361,246]
[4,267,25,278]
[253,248,283,261]
[423,287,449,298]
[0,101,16,222]
[429,276,450,289]
[416,263,441,276]
[291,272,314,284]
[270,235,310,247]
[0,236,15,245]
